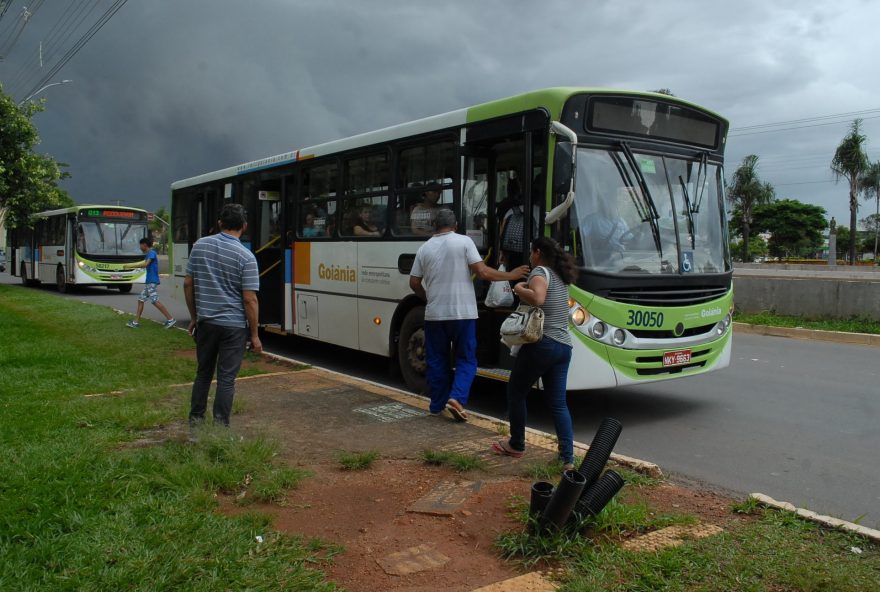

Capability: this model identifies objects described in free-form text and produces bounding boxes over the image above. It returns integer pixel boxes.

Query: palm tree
[830,119,870,265]
[727,154,775,262]
[861,161,880,263]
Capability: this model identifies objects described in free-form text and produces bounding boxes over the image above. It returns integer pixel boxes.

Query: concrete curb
[734,322,880,347]
[259,350,663,478]
[751,493,880,543]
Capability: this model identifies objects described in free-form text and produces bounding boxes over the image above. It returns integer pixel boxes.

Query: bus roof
[171,87,727,191]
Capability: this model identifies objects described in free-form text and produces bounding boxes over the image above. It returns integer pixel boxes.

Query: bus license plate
[663,349,691,367]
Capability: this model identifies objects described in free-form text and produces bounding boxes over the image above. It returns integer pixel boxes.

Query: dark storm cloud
[2,0,878,222]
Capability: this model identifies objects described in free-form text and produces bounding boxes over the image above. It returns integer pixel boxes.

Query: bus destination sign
[83,209,143,220]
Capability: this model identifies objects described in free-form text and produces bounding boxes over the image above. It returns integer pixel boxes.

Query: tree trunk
[874,194,879,264]
[850,187,858,265]
[742,221,751,263]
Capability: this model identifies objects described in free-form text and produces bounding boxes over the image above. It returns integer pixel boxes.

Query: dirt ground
[200,360,753,592]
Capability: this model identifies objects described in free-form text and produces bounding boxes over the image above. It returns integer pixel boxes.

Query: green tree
[830,119,870,265]
[752,199,827,259]
[150,206,170,253]
[727,154,775,262]
[730,235,768,262]
[0,84,73,229]
[860,161,880,262]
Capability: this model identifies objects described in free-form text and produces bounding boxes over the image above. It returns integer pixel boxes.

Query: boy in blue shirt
[125,237,176,329]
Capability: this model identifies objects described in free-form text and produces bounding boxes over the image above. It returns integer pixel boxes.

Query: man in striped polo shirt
[184,203,262,427]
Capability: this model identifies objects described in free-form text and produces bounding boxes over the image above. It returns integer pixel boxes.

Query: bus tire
[56,265,68,293]
[397,305,427,394]
[117,284,133,293]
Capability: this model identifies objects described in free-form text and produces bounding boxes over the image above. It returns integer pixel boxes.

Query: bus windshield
[76,220,147,257]
[572,147,730,275]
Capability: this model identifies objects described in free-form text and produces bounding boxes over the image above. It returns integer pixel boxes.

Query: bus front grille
[628,323,716,339]
[606,285,728,307]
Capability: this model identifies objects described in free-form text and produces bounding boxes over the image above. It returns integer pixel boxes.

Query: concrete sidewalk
[233,359,658,477]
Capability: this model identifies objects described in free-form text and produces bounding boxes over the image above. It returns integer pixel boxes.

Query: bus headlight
[590,322,607,339]
[570,306,589,326]
[613,329,626,345]
[723,314,731,329]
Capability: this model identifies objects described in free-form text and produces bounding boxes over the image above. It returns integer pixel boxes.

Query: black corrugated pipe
[571,470,625,524]
[537,469,587,534]
[528,481,554,533]
[529,481,554,518]
[577,417,622,489]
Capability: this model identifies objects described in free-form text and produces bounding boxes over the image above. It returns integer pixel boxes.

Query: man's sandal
[445,400,468,422]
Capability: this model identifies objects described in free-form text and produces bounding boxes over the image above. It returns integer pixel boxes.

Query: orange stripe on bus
[293,241,311,285]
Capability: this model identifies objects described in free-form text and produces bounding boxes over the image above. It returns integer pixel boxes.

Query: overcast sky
[2,0,879,226]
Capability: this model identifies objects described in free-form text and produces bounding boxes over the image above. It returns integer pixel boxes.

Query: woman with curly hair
[492,236,579,471]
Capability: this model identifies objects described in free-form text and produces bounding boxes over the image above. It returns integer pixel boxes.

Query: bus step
[476,367,512,382]
[263,324,287,336]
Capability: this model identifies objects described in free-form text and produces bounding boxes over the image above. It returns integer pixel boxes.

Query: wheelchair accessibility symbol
[681,251,694,273]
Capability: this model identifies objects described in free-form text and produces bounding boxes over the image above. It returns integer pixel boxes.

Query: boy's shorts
[137,283,160,304]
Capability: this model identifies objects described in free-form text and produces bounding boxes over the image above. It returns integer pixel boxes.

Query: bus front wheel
[397,305,427,394]
[117,284,133,293]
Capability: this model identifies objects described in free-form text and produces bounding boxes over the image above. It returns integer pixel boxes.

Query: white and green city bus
[11,205,150,293]
[169,88,732,392]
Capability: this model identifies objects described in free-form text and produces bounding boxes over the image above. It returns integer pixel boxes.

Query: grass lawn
[0,285,337,591]
[496,484,879,591]
[734,310,880,335]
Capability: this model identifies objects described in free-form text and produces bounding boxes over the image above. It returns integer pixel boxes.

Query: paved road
[3,271,878,527]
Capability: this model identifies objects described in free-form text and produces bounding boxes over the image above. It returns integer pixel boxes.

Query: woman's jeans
[506,336,574,463]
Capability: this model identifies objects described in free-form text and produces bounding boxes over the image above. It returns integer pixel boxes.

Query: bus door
[247,173,284,327]
[463,112,549,369]
[64,214,76,283]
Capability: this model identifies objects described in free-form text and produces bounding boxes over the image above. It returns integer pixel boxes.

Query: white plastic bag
[485,265,514,308]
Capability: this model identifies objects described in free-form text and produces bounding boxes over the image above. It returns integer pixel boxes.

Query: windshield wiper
[609,152,652,224]
[691,152,709,213]
[619,142,662,255]
[678,176,696,249]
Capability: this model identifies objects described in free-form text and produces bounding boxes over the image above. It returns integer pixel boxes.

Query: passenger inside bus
[302,213,322,237]
[351,204,383,237]
[410,183,441,235]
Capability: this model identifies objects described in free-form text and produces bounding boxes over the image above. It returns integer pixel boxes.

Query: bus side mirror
[546,122,577,225]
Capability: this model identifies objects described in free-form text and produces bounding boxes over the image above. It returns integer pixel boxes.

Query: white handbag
[500,304,544,346]
[499,266,549,346]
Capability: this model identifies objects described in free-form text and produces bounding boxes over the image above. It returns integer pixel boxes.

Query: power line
[19,0,129,103]
[0,0,44,59]
[731,108,880,131]
[4,0,100,97]
[728,114,880,137]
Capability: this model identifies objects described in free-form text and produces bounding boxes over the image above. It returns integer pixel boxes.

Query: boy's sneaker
[126,320,140,328]
[163,319,176,329]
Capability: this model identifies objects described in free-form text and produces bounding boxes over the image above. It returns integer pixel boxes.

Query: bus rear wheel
[397,305,427,394]
[56,265,69,293]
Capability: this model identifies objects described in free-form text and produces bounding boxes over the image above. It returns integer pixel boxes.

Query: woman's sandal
[491,439,525,458]
[445,399,468,422]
